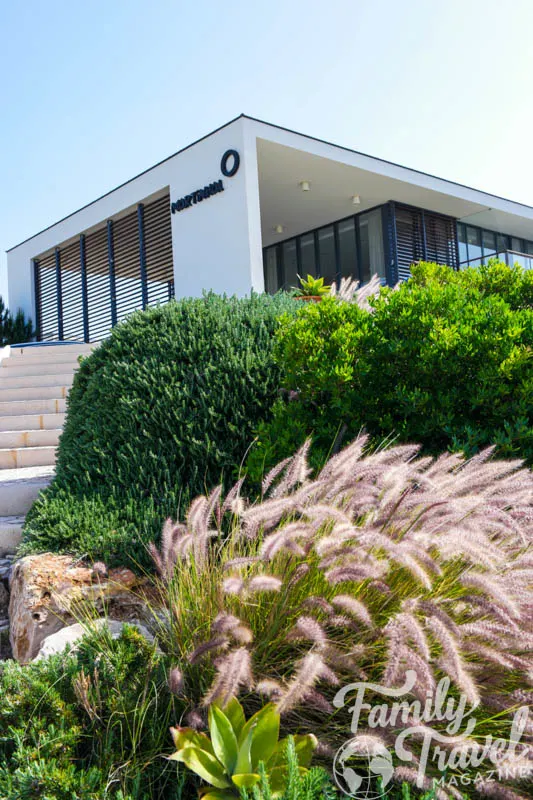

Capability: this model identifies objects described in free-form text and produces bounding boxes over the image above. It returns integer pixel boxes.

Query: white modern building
[7,114,533,343]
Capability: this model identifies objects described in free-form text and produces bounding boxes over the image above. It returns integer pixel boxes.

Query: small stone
[34,618,156,660]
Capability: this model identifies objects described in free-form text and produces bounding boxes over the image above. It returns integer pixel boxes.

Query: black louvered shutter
[394,205,458,280]
[394,206,424,281]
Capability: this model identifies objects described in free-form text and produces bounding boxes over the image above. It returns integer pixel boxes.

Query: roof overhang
[250,122,533,248]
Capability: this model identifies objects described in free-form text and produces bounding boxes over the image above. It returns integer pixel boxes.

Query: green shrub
[0,625,181,799]
[247,262,533,479]
[22,293,296,567]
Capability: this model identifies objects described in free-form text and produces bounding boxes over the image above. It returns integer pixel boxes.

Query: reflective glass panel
[282,239,298,291]
[457,223,468,265]
[337,218,358,279]
[318,226,336,285]
[482,230,496,261]
[299,233,316,278]
[466,226,482,266]
[264,247,278,294]
[359,209,385,282]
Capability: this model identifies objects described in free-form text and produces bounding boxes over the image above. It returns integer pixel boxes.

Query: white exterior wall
[6,116,265,324]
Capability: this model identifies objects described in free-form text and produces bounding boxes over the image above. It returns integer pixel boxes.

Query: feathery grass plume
[202,647,253,707]
[330,273,389,310]
[286,616,327,649]
[168,666,185,696]
[149,433,533,795]
[331,595,374,628]
[276,652,338,716]
[188,636,229,665]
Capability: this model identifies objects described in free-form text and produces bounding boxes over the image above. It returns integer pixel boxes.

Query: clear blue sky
[2,0,533,306]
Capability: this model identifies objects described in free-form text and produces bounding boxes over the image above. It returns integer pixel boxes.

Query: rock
[9,553,155,663]
[34,618,156,660]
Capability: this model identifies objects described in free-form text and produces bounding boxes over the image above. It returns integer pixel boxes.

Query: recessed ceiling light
[352,195,361,205]
[274,224,284,234]
[299,180,311,192]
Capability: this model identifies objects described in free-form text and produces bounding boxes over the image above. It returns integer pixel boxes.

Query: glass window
[482,230,496,261]
[337,218,358,280]
[281,239,298,290]
[526,241,533,256]
[359,209,385,282]
[497,234,508,259]
[318,226,336,285]
[457,223,468,265]
[264,247,278,294]
[299,232,316,279]
[511,237,523,253]
[466,226,482,266]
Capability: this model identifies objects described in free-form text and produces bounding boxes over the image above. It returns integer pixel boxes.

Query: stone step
[8,343,94,360]
[0,465,55,516]
[0,516,24,556]
[0,398,66,417]
[4,350,87,367]
[0,362,79,378]
[0,446,57,470]
[0,429,61,449]
[0,372,74,390]
[0,412,65,431]
[0,386,70,402]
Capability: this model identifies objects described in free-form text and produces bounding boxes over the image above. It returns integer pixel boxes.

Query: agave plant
[152,436,533,799]
[169,697,316,798]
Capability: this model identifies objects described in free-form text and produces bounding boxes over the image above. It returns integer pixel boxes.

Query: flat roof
[8,113,533,252]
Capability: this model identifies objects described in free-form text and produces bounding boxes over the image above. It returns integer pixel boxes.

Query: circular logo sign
[221,149,240,177]
[333,738,394,799]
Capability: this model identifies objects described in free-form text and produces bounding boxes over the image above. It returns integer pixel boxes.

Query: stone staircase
[0,343,93,556]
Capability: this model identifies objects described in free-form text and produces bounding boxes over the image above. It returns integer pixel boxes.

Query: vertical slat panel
[85,226,112,342]
[143,193,173,307]
[58,240,83,341]
[137,203,149,310]
[32,259,42,341]
[80,235,89,342]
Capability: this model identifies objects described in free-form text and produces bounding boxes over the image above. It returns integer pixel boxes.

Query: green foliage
[0,296,34,345]
[22,293,296,567]
[293,275,331,297]
[169,698,317,798]
[0,626,183,799]
[248,261,533,479]
[240,738,336,800]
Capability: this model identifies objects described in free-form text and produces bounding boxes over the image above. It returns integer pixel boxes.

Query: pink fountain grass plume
[202,647,253,708]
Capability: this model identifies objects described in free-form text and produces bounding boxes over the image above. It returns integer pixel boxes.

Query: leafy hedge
[247,261,533,480]
[23,293,296,567]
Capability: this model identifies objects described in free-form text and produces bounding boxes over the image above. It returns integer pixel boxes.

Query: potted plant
[292,274,331,302]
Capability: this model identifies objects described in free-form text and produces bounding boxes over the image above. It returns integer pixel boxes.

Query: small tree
[0,297,34,345]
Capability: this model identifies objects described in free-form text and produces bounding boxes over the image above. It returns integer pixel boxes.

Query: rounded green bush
[247,261,533,481]
[23,293,296,566]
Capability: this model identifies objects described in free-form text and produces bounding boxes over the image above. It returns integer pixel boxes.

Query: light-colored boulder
[9,553,152,663]
[33,618,156,660]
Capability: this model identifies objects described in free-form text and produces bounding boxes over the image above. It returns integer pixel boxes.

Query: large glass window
[299,232,316,278]
[466,226,482,266]
[359,209,385,282]
[282,239,298,290]
[337,218,358,279]
[318,226,336,284]
[482,230,496,259]
[264,247,278,294]
[457,223,468,264]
